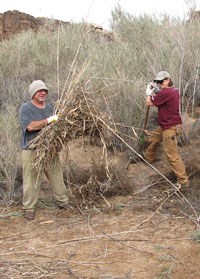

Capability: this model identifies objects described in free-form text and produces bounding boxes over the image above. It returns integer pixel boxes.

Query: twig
[134,190,180,228]
[95,115,200,224]
[57,229,146,245]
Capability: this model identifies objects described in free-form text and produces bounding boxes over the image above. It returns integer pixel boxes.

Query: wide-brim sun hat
[29,80,48,99]
[154,71,170,81]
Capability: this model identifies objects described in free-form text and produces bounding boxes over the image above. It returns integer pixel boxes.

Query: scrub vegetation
[0,5,200,278]
[0,7,200,199]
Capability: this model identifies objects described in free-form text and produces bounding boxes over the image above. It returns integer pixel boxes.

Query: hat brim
[154,77,170,82]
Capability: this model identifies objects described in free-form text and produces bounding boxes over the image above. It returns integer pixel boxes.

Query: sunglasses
[155,78,169,84]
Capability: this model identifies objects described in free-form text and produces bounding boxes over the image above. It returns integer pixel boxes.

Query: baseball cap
[154,71,170,81]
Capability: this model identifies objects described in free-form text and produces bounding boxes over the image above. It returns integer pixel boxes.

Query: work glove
[146,83,154,96]
[151,82,160,94]
[47,114,59,124]
[146,82,160,96]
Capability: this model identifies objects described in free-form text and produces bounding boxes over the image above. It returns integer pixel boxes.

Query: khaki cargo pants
[144,125,189,185]
[22,150,68,210]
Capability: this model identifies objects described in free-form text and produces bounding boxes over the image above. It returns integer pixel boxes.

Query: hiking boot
[143,152,155,163]
[56,201,74,211]
[174,183,182,190]
[175,181,190,189]
[24,210,35,220]
[182,182,190,187]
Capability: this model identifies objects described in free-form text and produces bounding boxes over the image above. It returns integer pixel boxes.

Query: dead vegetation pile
[30,74,133,209]
[29,67,200,213]
[31,85,110,172]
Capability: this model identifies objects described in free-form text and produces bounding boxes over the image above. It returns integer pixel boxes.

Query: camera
[150,82,160,94]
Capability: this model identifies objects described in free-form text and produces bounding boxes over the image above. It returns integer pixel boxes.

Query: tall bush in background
[0,106,20,202]
[0,6,200,201]
[111,6,200,114]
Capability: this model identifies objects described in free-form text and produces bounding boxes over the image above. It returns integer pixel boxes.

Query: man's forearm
[27,119,48,131]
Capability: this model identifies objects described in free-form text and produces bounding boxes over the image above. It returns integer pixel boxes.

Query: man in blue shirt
[19,80,69,220]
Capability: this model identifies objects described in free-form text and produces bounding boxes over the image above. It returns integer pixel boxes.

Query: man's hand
[146,83,154,96]
[151,82,160,94]
[47,115,59,124]
[146,82,160,96]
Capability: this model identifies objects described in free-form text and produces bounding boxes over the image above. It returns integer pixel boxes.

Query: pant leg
[144,126,163,162]
[22,150,41,210]
[162,127,189,184]
[46,154,68,204]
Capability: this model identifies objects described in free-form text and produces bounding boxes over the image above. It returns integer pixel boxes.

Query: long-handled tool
[138,105,150,149]
[143,105,150,131]
[125,105,150,167]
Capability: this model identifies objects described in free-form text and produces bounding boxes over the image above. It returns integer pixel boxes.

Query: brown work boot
[183,182,190,187]
[176,181,190,187]
[175,181,190,190]
[24,210,35,220]
[141,151,154,163]
[56,201,73,210]
[174,183,182,190]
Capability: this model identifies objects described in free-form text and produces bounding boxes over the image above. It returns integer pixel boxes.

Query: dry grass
[30,86,111,174]
[29,63,135,209]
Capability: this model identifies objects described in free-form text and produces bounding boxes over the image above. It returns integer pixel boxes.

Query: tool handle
[144,106,150,130]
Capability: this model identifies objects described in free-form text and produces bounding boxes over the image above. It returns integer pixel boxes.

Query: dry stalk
[30,85,110,175]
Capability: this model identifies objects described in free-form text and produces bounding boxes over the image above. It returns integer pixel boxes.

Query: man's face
[156,78,170,88]
[33,90,48,103]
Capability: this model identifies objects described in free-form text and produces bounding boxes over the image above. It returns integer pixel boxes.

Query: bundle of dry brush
[29,78,134,208]
[30,82,112,175]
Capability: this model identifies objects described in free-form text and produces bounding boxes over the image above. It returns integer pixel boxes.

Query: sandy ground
[1,131,200,279]
[1,186,200,279]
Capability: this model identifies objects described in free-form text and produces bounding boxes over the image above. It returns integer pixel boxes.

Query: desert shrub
[0,106,20,202]
[111,7,200,113]
[0,6,200,201]
[1,12,199,119]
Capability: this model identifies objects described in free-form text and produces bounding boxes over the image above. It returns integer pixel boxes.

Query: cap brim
[154,78,163,81]
[154,77,169,81]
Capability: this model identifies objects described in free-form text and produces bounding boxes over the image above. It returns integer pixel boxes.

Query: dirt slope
[0,192,200,279]
[1,115,200,278]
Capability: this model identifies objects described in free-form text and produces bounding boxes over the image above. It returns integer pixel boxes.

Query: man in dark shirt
[19,80,69,220]
[144,71,189,188]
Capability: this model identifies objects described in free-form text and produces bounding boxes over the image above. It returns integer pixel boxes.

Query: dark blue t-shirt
[19,101,53,149]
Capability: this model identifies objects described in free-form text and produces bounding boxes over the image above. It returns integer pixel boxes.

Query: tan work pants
[144,126,189,185]
[22,150,68,210]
